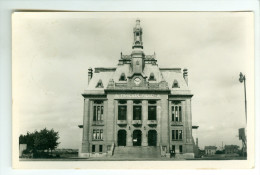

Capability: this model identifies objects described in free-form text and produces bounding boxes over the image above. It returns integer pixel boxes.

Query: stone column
[104,100,108,142]
[157,100,162,146]
[127,100,133,146]
[106,95,115,146]
[142,100,148,146]
[160,96,169,149]
[168,100,172,147]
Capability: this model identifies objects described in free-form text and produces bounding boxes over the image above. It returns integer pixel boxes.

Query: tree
[34,128,60,152]
[19,131,35,151]
[19,128,60,157]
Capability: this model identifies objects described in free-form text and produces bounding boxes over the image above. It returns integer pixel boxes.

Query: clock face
[134,77,141,85]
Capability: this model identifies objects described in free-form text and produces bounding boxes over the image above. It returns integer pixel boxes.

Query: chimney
[88,67,93,84]
[183,68,188,85]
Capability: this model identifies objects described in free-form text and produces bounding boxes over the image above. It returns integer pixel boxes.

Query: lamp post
[239,72,247,157]
[239,72,247,123]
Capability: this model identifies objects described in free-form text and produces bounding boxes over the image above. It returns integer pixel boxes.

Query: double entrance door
[117,129,157,146]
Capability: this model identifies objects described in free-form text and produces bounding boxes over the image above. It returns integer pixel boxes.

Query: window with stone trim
[93,101,104,121]
[172,79,179,88]
[96,79,104,88]
[133,100,142,120]
[148,100,157,120]
[118,100,127,120]
[119,73,126,81]
[92,129,103,140]
[172,130,183,140]
[171,101,182,122]
[148,73,156,81]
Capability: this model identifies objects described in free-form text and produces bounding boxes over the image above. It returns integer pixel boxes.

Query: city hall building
[79,19,195,159]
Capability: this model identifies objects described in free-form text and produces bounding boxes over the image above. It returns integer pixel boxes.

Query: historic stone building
[79,19,195,159]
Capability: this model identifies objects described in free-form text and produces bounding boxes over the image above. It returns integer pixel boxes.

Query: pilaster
[127,100,133,146]
[142,100,148,146]
[82,99,90,153]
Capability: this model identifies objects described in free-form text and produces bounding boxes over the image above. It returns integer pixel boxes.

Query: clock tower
[131,19,145,74]
[130,19,146,86]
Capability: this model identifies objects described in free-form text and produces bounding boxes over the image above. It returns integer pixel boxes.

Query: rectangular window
[93,101,104,121]
[148,106,157,120]
[100,129,103,140]
[93,129,97,140]
[171,104,182,122]
[97,130,100,139]
[118,106,127,120]
[179,145,183,153]
[172,130,183,140]
[179,106,182,122]
[178,130,183,140]
[101,106,104,121]
[172,106,175,121]
[133,106,142,120]
[92,129,103,140]
[99,145,103,153]
[92,145,95,153]
[175,106,178,121]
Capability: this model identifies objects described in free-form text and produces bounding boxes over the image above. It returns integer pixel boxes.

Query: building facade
[204,146,217,155]
[225,145,239,154]
[79,19,195,159]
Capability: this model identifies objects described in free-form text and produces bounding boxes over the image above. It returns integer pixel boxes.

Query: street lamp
[239,72,247,123]
[239,72,247,157]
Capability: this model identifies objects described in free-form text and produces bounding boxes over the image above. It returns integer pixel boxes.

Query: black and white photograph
[11,12,254,169]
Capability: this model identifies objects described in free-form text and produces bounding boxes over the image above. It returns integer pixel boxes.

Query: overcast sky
[12,12,254,149]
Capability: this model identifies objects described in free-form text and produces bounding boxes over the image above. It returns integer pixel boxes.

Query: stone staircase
[113,146,161,159]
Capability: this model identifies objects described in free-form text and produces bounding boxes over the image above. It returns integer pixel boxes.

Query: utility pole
[239,72,247,123]
[239,72,247,157]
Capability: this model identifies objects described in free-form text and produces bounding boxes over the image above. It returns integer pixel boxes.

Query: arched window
[96,79,104,88]
[172,79,179,88]
[136,61,140,65]
[148,73,156,81]
[119,73,126,81]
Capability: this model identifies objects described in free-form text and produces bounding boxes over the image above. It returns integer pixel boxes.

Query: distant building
[225,145,239,154]
[204,146,217,155]
[19,144,27,157]
[78,19,195,159]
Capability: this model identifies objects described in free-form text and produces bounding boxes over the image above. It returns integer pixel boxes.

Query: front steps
[113,146,161,159]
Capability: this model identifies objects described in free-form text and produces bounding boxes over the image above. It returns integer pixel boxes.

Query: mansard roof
[83,62,192,96]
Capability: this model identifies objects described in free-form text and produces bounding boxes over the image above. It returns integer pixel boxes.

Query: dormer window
[119,73,126,81]
[96,79,104,88]
[148,73,156,81]
[172,79,179,88]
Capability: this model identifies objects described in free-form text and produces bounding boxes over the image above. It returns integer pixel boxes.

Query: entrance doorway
[148,130,157,146]
[118,130,127,146]
[133,130,142,146]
